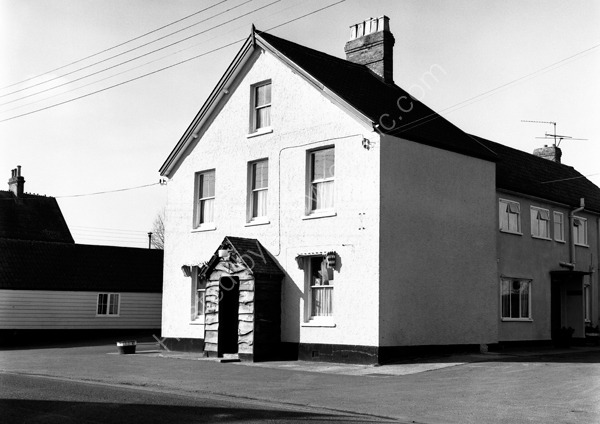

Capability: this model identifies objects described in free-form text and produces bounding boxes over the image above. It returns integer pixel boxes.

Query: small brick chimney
[8,166,25,197]
[533,145,562,164]
[344,16,395,83]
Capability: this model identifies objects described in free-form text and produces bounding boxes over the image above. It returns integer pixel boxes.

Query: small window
[499,199,521,234]
[194,170,215,228]
[306,256,334,318]
[553,211,565,242]
[249,159,268,220]
[308,148,335,213]
[501,279,531,320]
[573,217,588,246]
[191,267,206,322]
[530,206,550,239]
[251,81,271,132]
[97,293,120,316]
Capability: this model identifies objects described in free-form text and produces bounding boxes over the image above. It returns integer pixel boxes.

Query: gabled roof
[200,236,284,279]
[0,239,163,292]
[0,191,74,243]
[159,29,496,177]
[475,136,600,213]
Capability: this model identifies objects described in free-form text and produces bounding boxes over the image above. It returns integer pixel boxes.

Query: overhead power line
[0,0,346,123]
[0,0,272,107]
[0,0,230,92]
[55,182,162,198]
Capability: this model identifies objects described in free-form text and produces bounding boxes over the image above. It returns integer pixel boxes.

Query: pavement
[1,340,599,423]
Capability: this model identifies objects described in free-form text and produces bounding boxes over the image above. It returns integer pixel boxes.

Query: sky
[1,0,599,248]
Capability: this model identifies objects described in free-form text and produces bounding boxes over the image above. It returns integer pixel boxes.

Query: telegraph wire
[0,0,346,123]
[0,0,274,107]
[0,0,309,115]
[0,0,230,92]
[55,182,163,198]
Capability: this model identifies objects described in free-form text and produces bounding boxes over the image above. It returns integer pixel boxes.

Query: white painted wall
[0,290,161,329]
[162,47,381,346]
[379,135,498,346]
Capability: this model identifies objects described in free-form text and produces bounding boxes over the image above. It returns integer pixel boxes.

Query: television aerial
[521,120,587,147]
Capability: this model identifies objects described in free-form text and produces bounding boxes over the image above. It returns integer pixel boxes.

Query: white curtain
[253,189,267,217]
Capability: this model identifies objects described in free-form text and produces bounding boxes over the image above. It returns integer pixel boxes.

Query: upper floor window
[501,278,531,320]
[97,293,120,316]
[249,159,268,220]
[554,211,565,242]
[499,199,521,234]
[251,81,271,132]
[194,170,215,228]
[308,147,335,213]
[573,217,588,246]
[530,206,550,239]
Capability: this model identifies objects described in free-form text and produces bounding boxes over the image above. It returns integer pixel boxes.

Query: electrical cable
[0,0,230,92]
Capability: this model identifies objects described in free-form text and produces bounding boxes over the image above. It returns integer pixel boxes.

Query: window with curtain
[530,206,550,239]
[573,217,588,246]
[309,148,335,213]
[97,293,120,316]
[191,267,206,322]
[194,170,215,227]
[554,211,565,242]
[250,159,268,219]
[499,199,521,234]
[306,256,334,318]
[253,81,271,131]
[501,279,531,320]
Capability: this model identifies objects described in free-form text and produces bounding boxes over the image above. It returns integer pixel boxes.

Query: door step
[220,353,240,363]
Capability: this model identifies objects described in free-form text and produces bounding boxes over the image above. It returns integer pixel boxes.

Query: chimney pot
[8,165,25,197]
[344,15,395,83]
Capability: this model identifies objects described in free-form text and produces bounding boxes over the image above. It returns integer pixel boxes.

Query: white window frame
[191,267,206,324]
[96,293,120,316]
[250,80,272,134]
[573,216,588,247]
[500,278,532,321]
[553,211,565,242]
[247,159,269,224]
[530,206,551,240]
[499,199,521,234]
[193,170,215,230]
[302,255,334,326]
[306,147,335,216]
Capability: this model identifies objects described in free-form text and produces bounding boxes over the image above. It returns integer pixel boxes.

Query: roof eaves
[159,35,255,177]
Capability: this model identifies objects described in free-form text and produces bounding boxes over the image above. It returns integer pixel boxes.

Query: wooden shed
[199,237,284,361]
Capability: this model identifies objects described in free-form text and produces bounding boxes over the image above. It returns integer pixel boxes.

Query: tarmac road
[0,372,393,424]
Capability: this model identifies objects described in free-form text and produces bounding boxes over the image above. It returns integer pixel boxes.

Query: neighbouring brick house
[158,17,599,363]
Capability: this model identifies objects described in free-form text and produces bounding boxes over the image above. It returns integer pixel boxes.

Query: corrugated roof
[0,191,74,243]
[257,31,497,162]
[476,136,600,213]
[0,239,163,292]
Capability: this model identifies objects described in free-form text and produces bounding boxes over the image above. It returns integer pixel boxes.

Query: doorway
[218,276,240,356]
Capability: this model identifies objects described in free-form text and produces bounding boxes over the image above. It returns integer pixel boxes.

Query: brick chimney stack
[533,145,562,164]
[344,16,395,83]
[8,166,25,197]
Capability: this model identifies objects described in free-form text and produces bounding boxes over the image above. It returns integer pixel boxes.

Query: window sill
[531,235,551,241]
[245,218,270,227]
[302,211,337,220]
[246,127,273,138]
[575,243,589,248]
[191,224,216,233]
[499,229,522,236]
[190,320,205,325]
[302,319,336,328]
[554,239,566,243]
[95,315,120,318]
[501,318,533,322]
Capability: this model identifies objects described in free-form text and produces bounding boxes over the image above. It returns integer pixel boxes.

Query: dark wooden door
[218,276,239,355]
[551,281,561,341]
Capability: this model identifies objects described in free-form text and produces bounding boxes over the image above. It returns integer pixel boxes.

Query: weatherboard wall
[0,290,162,329]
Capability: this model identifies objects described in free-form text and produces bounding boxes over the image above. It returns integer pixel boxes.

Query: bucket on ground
[116,340,137,354]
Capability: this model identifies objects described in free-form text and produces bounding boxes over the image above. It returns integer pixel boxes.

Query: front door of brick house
[218,276,239,355]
